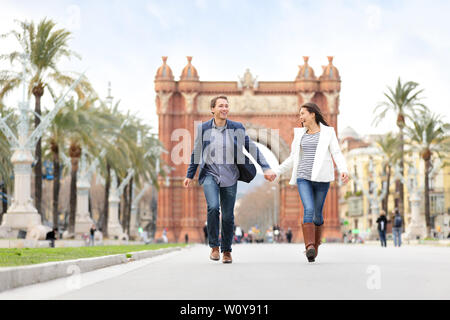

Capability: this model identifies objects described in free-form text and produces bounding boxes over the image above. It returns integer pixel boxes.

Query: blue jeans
[296,178,330,225]
[378,230,387,247]
[393,227,402,247]
[202,175,237,253]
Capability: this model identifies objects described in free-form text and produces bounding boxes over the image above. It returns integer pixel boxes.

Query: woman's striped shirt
[297,131,320,180]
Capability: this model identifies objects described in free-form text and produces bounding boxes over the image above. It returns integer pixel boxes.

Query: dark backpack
[394,215,402,228]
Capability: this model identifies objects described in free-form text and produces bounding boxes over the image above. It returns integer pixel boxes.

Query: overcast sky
[1,0,449,140]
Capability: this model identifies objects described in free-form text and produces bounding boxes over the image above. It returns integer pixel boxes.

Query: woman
[275,102,349,262]
[89,224,96,246]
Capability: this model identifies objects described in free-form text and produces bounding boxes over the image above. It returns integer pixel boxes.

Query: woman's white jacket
[274,123,348,185]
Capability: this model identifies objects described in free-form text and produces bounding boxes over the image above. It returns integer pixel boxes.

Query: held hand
[183,178,193,188]
[341,172,349,184]
[264,169,277,182]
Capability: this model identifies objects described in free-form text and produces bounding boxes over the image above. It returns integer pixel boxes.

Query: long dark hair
[300,102,329,127]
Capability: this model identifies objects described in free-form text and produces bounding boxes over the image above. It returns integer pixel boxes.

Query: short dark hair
[210,95,228,108]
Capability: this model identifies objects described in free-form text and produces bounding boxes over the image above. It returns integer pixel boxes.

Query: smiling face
[299,107,316,127]
[211,98,229,120]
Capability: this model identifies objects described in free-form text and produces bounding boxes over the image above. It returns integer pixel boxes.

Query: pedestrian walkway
[1,243,449,300]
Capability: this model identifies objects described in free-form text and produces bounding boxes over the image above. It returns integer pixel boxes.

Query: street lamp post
[73,148,106,238]
[0,54,85,239]
[395,154,440,240]
[107,168,135,241]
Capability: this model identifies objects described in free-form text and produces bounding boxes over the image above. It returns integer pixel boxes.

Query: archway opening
[235,142,281,242]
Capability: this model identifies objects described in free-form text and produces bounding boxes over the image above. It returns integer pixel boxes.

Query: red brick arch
[154,58,343,243]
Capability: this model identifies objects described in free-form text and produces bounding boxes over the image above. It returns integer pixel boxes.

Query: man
[286,228,293,243]
[184,95,276,263]
[392,209,403,247]
[235,225,243,243]
[45,228,58,248]
[89,224,96,246]
[376,210,388,247]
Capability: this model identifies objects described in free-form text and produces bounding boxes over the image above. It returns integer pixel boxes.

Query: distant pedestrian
[235,225,243,243]
[286,228,293,243]
[203,222,208,245]
[89,224,96,246]
[273,225,280,243]
[162,228,168,243]
[376,211,388,247]
[46,228,58,248]
[392,210,403,247]
[185,233,189,244]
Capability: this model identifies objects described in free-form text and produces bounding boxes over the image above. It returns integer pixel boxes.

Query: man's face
[212,98,229,120]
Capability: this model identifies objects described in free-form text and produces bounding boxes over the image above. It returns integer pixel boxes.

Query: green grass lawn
[0,243,187,267]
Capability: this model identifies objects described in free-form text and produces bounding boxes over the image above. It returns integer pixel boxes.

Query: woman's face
[299,107,315,126]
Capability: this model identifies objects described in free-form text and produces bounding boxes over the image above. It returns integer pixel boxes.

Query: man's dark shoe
[222,251,232,264]
[210,247,220,261]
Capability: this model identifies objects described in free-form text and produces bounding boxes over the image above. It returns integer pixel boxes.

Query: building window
[430,193,444,215]
[369,181,375,194]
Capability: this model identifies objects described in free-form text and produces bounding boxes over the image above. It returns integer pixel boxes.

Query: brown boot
[301,223,316,262]
[222,251,232,264]
[314,224,323,258]
[210,247,220,261]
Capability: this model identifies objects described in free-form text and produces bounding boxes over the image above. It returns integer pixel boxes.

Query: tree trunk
[33,84,44,219]
[126,178,133,235]
[150,186,157,239]
[117,175,122,223]
[396,125,405,220]
[89,191,93,220]
[122,184,129,231]
[382,164,388,213]
[68,156,79,235]
[0,184,7,224]
[424,158,432,237]
[383,165,391,215]
[101,162,111,238]
[52,150,61,229]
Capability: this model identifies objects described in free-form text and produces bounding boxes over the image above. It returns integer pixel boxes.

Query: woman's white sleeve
[275,134,296,176]
[329,129,348,174]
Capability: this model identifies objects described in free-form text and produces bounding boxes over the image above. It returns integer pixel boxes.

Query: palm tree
[42,104,68,228]
[372,77,425,220]
[119,119,161,235]
[405,108,450,237]
[55,97,108,235]
[94,102,162,237]
[375,132,401,215]
[0,18,92,217]
[96,102,128,238]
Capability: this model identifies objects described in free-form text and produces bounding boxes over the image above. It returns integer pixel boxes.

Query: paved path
[1,243,449,300]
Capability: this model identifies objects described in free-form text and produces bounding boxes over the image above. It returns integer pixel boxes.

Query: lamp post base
[0,212,44,239]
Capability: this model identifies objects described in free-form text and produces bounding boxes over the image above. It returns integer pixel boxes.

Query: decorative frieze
[323,92,340,114]
[157,92,173,114]
[196,92,299,115]
[181,92,198,113]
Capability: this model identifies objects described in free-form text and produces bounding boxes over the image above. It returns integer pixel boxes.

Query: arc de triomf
[154,56,342,243]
